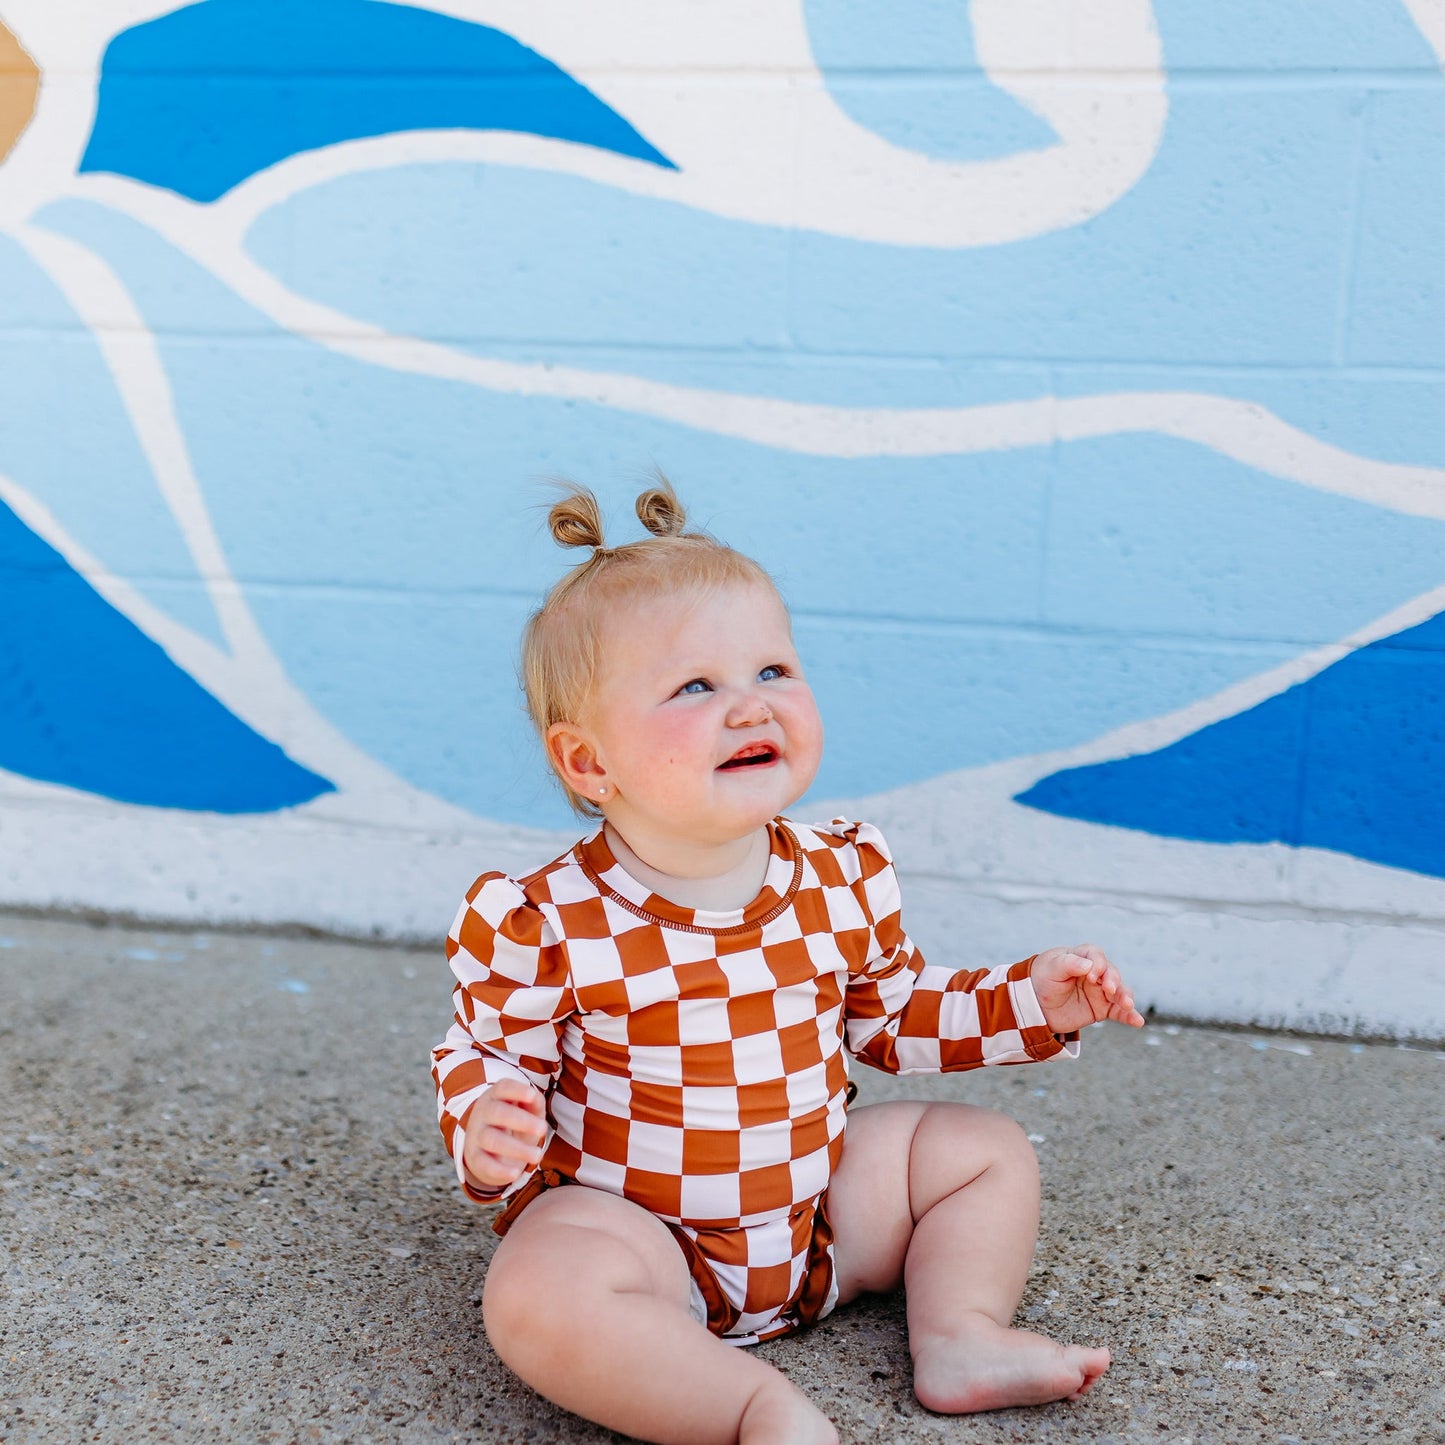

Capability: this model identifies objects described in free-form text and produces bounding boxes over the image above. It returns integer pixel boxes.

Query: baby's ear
[546,721,607,794]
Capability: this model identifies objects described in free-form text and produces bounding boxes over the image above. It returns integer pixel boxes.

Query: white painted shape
[0,772,565,938]
[813,753,1445,1039]
[3,759,1441,1039]
[0,70,96,228]
[1402,0,1445,65]
[11,0,1164,246]
[64,174,1445,524]
[12,224,265,663]
[449,0,1166,245]
[896,875,1445,1041]
[0,1,185,226]
[1055,393,1445,521]
[837,750,1445,925]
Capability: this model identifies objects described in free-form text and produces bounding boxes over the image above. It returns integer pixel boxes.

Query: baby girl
[432,481,1144,1444]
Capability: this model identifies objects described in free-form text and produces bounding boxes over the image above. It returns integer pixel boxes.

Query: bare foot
[910,1312,1111,1414]
[738,1379,838,1445]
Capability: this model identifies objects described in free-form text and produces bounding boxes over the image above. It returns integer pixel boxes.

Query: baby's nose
[728,695,774,726]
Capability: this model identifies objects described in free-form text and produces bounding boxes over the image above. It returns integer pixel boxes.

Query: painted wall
[2,1,1443,1038]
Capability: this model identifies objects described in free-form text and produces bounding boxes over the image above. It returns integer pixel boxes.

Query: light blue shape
[803,0,1058,160]
[241,61,1440,380]
[1040,434,1445,646]
[80,0,670,204]
[39,200,1445,830]
[248,164,791,353]
[1153,0,1440,71]
[245,163,1057,408]
[794,618,1299,805]
[787,83,1365,365]
[0,233,223,645]
[1052,365,1445,472]
[1348,88,1445,367]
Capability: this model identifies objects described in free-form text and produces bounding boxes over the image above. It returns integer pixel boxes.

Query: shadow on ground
[1,915,1441,1442]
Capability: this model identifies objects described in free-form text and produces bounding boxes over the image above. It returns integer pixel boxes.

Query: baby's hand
[1030,944,1145,1036]
[461,1078,548,1192]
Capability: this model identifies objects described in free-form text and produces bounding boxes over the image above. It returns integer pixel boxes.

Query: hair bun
[635,476,686,537]
[547,484,607,551]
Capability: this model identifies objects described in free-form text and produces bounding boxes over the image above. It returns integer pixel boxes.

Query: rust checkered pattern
[433,818,1075,1343]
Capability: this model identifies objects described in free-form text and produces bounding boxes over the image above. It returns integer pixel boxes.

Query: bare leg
[829,1101,1111,1414]
[482,1184,837,1445]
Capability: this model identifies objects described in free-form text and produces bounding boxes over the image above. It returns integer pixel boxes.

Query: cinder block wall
[2,2,1442,1038]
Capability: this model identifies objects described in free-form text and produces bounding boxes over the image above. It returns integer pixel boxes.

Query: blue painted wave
[79,0,672,204]
[1016,610,1445,880]
[0,495,334,812]
[35,198,1445,830]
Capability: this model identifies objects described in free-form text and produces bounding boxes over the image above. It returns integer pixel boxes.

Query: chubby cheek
[639,711,713,775]
[785,694,825,784]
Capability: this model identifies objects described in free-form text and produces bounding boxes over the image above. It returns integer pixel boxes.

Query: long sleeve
[838,823,1079,1075]
[431,871,576,1202]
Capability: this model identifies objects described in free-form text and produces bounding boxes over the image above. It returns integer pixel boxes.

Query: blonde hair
[521,477,779,816]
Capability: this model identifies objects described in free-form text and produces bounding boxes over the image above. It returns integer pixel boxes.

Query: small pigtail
[635,475,687,538]
[547,483,607,552]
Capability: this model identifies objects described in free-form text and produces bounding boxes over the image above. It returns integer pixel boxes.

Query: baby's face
[582,580,823,853]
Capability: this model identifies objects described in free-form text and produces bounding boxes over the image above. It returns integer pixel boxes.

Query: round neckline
[574,818,804,936]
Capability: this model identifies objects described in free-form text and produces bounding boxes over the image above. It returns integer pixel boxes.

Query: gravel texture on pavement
[1,913,1441,1443]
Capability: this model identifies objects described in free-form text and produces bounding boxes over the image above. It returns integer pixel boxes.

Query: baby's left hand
[1030,944,1145,1035]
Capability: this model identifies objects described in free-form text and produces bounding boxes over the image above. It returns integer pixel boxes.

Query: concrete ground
[1,913,1441,1444]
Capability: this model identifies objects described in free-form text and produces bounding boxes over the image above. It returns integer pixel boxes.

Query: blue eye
[677,678,712,695]
[759,665,785,682]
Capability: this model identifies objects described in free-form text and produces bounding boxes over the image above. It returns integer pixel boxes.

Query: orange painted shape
[0,19,40,163]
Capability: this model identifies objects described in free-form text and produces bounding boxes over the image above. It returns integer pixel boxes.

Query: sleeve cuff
[457,1153,530,1204]
[1006,960,1082,1063]
[448,1078,542,1204]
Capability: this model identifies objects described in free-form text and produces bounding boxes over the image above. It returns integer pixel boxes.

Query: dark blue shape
[0,495,334,812]
[1016,610,1445,880]
[80,0,673,203]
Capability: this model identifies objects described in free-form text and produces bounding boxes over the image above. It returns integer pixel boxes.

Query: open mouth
[718,744,779,770]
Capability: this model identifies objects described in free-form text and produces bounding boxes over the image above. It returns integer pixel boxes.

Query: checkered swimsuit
[433,818,1075,1344]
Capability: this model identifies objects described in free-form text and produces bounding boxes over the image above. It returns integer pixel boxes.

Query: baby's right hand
[461,1078,548,1191]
